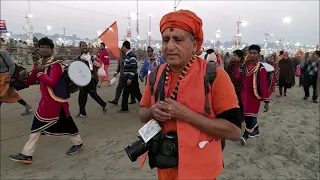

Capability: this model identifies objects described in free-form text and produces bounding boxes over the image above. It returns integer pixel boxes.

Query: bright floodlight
[130,13,137,20]
[270,33,274,36]
[210,40,214,44]
[28,14,33,18]
[283,17,291,24]
[295,43,300,46]
[137,35,140,40]
[216,29,221,33]
[46,26,52,30]
[242,20,248,27]
[216,34,220,38]
[148,32,151,35]
[97,31,102,35]
[275,41,279,43]
[5,33,11,37]
[58,38,62,41]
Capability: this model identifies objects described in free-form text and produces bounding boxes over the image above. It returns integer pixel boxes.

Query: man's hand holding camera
[150,101,171,122]
[150,98,191,122]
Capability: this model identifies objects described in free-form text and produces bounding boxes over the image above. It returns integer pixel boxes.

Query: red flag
[99,21,120,59]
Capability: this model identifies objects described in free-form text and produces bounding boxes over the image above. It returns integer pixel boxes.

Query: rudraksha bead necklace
[164,56,196,100]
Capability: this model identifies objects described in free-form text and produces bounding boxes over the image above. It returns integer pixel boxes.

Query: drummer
[77,42,107,117]
[9,37,84,164]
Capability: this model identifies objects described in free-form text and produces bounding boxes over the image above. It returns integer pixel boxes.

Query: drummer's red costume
[236,63,269,116]
[9,38,83,164]
[236,50,270,145]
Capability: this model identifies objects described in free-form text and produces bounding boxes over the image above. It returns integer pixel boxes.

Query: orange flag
[99,21,121,59]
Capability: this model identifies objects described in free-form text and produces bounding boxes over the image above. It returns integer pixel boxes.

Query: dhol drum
[261,62,275,72]
[63,61,91,93]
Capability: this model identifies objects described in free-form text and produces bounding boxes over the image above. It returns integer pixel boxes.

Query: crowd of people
[0,9,319,180]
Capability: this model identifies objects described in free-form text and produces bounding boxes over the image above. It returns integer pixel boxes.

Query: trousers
[21,132,82,156]
[78,78,106,115]
[121,74,142,111]
[112,77,135,103]
[303,75,318,100]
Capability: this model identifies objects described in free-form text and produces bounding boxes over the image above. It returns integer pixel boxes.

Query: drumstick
[26,58,67,74]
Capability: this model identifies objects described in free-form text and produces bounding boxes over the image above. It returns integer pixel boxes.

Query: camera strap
[154,67,167,102]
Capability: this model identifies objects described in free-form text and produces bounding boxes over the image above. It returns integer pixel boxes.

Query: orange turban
[160,9,203,51]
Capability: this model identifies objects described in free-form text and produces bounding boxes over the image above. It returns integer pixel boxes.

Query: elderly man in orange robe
[138,10,242,180]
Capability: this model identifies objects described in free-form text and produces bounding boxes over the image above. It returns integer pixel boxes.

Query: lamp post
[45,25,51,36]
[174,0,181,11]
[235,18,248,50]
[283,17,291,45]
[263,33,273,55]
[148,15,152,46]
[216,29,221,48]
[295,42,300,51]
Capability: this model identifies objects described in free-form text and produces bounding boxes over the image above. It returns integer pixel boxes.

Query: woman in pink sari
[97,43,110,87]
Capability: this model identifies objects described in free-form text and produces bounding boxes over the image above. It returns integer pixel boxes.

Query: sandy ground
[1,62,319,180]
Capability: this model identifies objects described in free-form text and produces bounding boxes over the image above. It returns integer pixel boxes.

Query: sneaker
[248,126,260,138]
[9,153,32,164]
[76,114,87,118]
[21,109,33,116]
[129,101,136,104]
[313,100,319,103]
[239,131,249,146]
[103,105,107,113]
[303,97,308,100]
[66,144,83,155]
[108,100,118,105]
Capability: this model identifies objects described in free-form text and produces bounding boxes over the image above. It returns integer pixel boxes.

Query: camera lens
[124,139,148,162]
[161,141,175,156]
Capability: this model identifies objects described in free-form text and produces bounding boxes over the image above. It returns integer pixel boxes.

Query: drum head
[68,61,91,87]
[261,63,275,72]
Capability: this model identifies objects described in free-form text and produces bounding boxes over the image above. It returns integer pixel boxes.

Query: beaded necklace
[164,56,196,100]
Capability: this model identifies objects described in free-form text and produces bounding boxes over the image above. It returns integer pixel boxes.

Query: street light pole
[264,33,270,56]
[174,0,181,11]
[283,17,291,45]
[148,15,151,46]
[216,30,221,49]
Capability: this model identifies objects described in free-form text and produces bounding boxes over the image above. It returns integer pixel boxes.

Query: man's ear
[193,39,198,54]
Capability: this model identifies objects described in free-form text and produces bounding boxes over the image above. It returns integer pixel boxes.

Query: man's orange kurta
[140,57,239,180]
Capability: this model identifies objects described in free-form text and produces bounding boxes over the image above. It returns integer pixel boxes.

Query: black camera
[124,135,152,162]
[124,131,178,168]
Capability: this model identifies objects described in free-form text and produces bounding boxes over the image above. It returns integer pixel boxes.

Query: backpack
[148,62,226,150]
